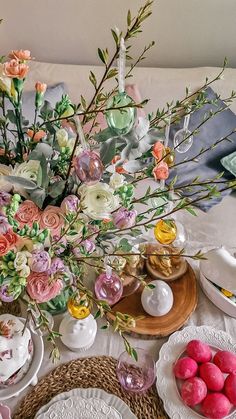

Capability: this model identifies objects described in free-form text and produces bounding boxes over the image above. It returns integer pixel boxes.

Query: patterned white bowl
[199,271,236,318]
[156,325,236,419]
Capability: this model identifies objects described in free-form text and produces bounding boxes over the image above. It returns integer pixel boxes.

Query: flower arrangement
[0,1,235,360]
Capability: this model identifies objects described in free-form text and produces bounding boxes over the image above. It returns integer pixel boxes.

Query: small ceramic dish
[199,271,236,318]
[0,318,44,401]
[145,244,187,282]
[156,325,236,419]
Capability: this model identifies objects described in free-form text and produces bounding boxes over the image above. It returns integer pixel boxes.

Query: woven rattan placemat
[0,301,21,316]
[13,356,169,419]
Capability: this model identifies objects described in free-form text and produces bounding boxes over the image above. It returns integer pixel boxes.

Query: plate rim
[35,387,137,419]
[156,325,236,419]
[0,317,44,401]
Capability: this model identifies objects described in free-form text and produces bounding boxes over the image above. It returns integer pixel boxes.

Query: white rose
[14,251,31,271]
[13,160,41,183]
[109,173,126,190]
[19,265,31,278]
[56,129,69,148]
[80,182,120,220]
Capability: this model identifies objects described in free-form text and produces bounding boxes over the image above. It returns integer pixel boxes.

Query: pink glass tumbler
[116,348,156,393]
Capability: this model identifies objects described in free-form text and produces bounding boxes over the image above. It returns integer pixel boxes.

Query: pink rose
[152,141,164,162]
[3,59,29,79]
[9,50,32,61]
[15,200,41,228]
[152,161,169,181]
[40,206,64,236]
[26,271,63,303]
[112,207,137,229]
[29,250,51,273]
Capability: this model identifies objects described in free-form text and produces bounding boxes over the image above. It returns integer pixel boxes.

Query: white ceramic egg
[59,313,97,352]
[141,280,174,317]
[200,247,236,294]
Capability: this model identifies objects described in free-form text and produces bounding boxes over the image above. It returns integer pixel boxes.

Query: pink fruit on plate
[213,351,236,374]
[224,372,236,405]
[181,377,207,406]
[186,340,212,363]
[173,357,198,380]
[201,393,231,419]
[199,362,224,391]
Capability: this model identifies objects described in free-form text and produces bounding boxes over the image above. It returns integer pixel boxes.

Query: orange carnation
[3,59,29,79]
[27,129,46,142]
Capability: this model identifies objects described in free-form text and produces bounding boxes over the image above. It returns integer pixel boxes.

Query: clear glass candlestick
[116,348,156,393]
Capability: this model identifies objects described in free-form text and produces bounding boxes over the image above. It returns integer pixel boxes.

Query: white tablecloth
[4,192,236,414]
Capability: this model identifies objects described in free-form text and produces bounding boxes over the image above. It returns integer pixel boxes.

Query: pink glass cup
[116,348,156,393]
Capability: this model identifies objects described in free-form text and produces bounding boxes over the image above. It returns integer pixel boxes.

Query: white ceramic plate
[0,318,44,401]
[35,388,137,419]
[156,325,236,419]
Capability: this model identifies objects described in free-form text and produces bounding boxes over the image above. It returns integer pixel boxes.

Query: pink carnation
[112,207,137,229]
[61,195,80,214]
[26,271,63,303]
[152,161,169,181]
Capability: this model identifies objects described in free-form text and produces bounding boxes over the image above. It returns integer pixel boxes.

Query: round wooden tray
[107,263,198,339]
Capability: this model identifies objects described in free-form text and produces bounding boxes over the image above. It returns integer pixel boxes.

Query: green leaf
[118,238,132,252]
[28,187,46,208]
[100,137,117,165]
[98,48,106,65]
[6,110,16,124]
[127,9,131,26]
[147,283,155,289]
[111,29,119,45]
[80,95,87,110]
[94,127,116,143]
[131,348,138,361]
[89,71,97,88]
[185,206,197,216]
[3,175,37,190]
[106,68,118,80]
[48,180,66,198]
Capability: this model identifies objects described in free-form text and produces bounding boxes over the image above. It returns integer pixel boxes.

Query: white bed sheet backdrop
[4,62,236,413]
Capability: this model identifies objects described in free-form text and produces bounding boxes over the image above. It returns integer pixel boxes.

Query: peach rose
[152,141,164,162]
[3,230,19,249]
[0,235,10,256]
[35,81,47,94]
[15,200,41,228]
[9,49,32,61]
[3,59,29,79]
[40,206,64,236]
[152,161,169,181]
[26,271,63,303]
[27,129,46,142]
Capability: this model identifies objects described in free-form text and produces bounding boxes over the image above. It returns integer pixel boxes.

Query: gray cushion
[168,87,236,211]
